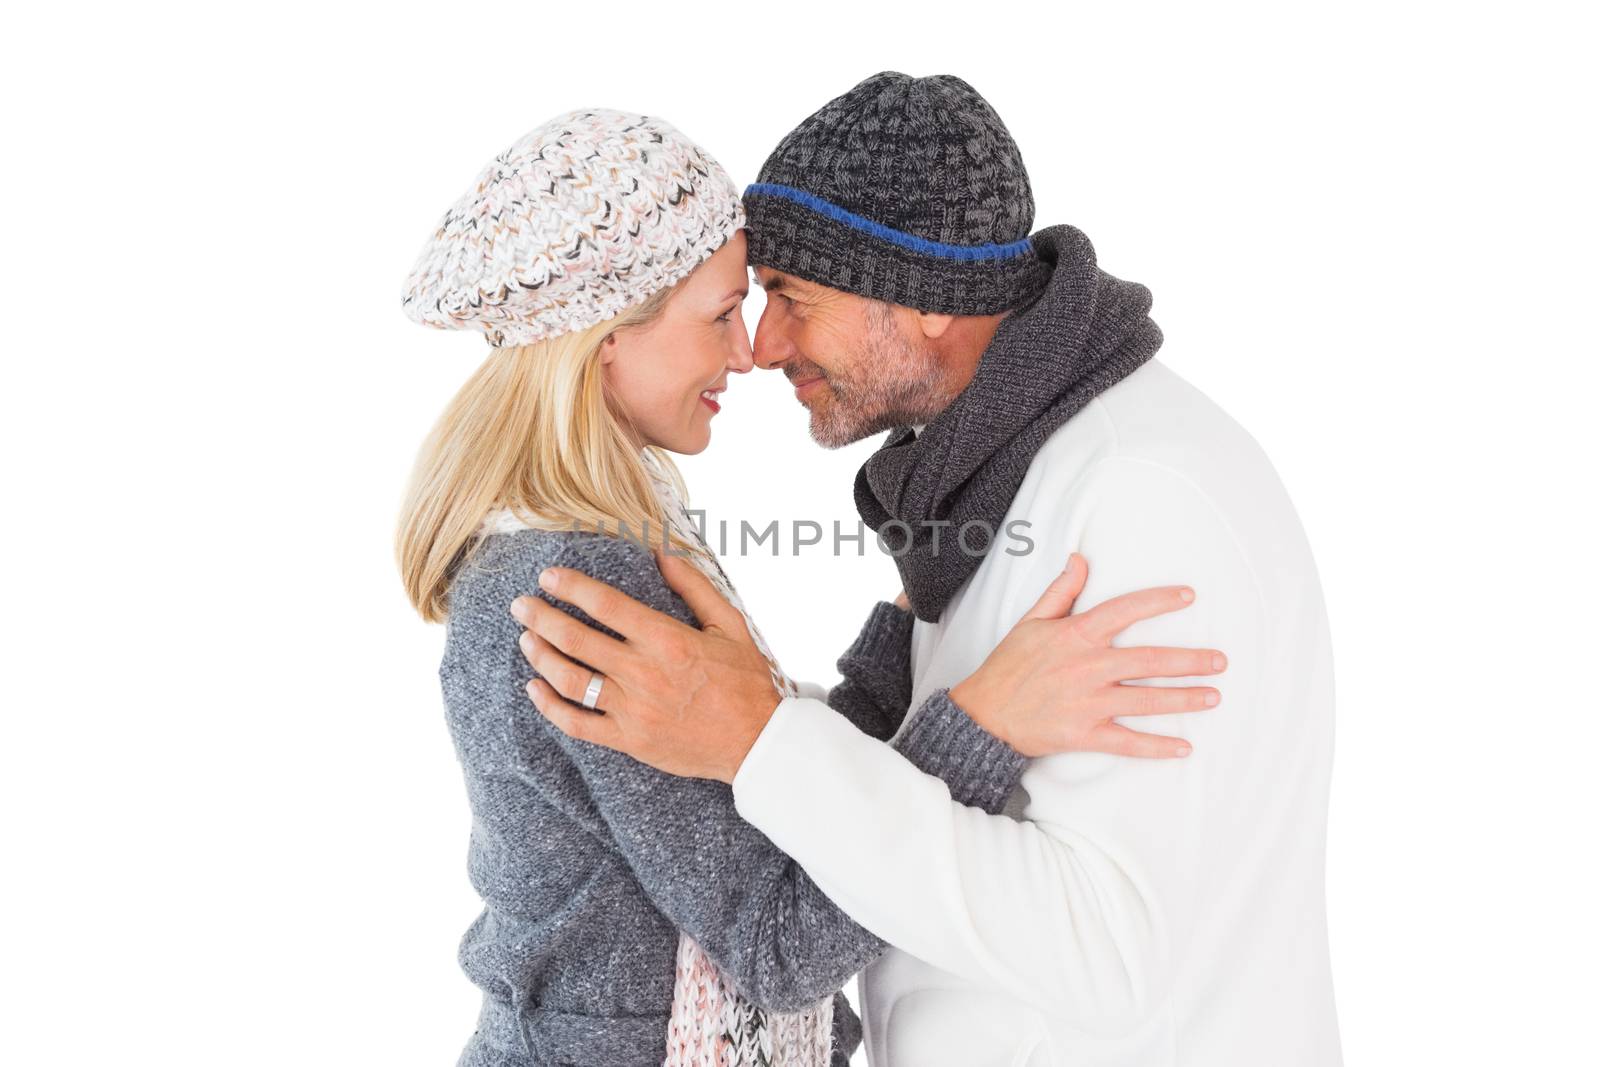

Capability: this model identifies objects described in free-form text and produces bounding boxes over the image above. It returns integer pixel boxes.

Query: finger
[1102,681,1222,716]
[1022,552,1088,621]
[535,566,667,642]
[1084,721,1193,759]
[526,678,626,749]
[1098,646,1229,682]
[1073,584,1198,645]
[654,549,751,640]
[520,631,616,713]
[520,596,632,675]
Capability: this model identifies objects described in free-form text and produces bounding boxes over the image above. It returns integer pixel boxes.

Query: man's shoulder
[1022,358,1286,517]
[1032,358,1260,471]
[1004,358,1318,616]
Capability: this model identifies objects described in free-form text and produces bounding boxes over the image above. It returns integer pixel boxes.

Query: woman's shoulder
[445,526,694,644]
[459,526,668,597]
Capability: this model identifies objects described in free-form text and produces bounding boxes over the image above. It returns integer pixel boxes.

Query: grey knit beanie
[743,71,1050,315]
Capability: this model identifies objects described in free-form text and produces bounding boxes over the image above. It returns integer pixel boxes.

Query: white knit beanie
[401,109,746,348]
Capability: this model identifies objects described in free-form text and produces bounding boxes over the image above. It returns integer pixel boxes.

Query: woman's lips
[699,389,721,413]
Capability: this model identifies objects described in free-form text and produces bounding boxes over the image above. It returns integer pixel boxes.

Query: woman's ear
[599,332,619,364]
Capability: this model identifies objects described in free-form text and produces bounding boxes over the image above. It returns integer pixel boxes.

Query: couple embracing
[396,70,1340,1067]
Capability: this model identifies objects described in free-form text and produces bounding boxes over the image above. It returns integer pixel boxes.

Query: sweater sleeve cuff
[839,600,915,670]
[889,688,1027,813]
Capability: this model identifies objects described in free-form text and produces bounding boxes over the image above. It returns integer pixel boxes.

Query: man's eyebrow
[757,274,787,294]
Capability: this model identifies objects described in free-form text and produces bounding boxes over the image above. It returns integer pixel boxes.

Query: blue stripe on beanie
[744,183,1036,263]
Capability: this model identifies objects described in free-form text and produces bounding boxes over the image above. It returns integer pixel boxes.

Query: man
[517,72,1341,1065]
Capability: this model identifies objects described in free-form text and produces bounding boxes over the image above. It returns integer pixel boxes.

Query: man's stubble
[805,300,959,449]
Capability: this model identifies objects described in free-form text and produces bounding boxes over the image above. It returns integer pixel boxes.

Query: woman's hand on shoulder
[948,553,1227,760]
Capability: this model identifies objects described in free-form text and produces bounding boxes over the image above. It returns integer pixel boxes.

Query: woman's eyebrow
[719,286,749,302]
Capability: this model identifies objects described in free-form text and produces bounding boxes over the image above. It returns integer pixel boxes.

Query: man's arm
[728,459,1265,1036]
[461,532,1026,1013]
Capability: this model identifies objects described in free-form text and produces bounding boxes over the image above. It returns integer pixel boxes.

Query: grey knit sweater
[439,527,1028,1066]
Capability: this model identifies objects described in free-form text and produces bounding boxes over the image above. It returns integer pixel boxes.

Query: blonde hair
[395,284,705,623]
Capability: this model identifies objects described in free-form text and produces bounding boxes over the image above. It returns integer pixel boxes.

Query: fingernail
[510,598,530,622]
[1204,691,1220,706]
[1179,587,1195,603]
[1211,653,1227,671]
[1176,742,1192,757]
[519,631,534,651]
[525,678,540,700]
[538,569,557,592]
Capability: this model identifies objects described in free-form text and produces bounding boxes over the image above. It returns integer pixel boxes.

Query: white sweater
[731,358,1341,1066]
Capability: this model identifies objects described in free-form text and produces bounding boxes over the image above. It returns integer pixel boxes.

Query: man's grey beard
[805,300,955,449]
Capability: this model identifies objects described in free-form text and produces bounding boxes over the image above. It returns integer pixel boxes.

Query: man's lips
[789,375,826,400]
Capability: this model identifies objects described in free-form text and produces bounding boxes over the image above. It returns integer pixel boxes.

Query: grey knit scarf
[853,223,1164,622]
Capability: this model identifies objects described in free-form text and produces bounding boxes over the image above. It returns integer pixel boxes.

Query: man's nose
[752,307,794,371]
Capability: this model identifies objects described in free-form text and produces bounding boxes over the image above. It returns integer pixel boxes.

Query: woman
[395,110,1224,1067]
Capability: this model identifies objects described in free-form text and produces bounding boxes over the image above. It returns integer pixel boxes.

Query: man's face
[750,266,955,448]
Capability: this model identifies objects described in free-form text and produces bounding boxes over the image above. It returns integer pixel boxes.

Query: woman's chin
[665,425,713,455]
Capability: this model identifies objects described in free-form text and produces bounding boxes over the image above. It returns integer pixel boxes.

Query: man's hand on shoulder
[509,551,781,783]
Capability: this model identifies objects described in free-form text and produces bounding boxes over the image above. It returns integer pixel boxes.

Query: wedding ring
[581,671,605,710]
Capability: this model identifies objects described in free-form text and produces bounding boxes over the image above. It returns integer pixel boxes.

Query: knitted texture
[743,71,1050,314]
[854,223,1164,621]
[402,108,745,347]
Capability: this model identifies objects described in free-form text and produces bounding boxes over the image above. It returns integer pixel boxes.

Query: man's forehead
[751,265,822,295]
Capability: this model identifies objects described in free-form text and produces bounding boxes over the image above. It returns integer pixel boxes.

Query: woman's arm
[819,599,916,741]
[444,529,1027,1013]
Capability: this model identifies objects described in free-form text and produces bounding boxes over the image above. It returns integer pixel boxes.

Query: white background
[3,2,1595,1063]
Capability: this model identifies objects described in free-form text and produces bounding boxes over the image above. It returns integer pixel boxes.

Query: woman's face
[602,231,753,454]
